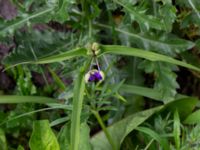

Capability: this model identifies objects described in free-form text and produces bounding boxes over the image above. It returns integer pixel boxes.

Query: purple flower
[85,69,104,83]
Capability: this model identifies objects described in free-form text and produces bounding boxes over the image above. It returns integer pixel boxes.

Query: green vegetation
[0,0,200,149]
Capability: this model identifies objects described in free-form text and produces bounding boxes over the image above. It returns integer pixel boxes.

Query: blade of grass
[34,47,87,64]
[4,47,87,70]
[0,105,70,126]
[70,59,91,150]
[119,84,164,101]
[48,67,66,91]
[173,110,181,150]
[188,0,200,19]
[0,95,58,104]
[100,45,200,72]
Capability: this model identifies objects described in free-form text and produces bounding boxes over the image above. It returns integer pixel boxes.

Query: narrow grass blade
[0,95,58,104]
[119,84,164,101]
[48,67,66,91]
[34,47,87,64]
[4,47,87,70]
[173,110,181,150]
[70,61,90,150]
[0,106,70,126]
[100,45,200,72]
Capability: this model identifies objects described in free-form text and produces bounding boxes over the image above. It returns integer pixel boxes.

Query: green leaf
[173,110,181,150]
[57,123,70,150]
[136,126,169,150]
[119,84,164,101]
[100,45,200,72]
[114,0,165,31]
[0,8,54,37]
[0,128,7,150]
[17,145,25,150]
[35,47,87,64]
[53,0,69,23]
[184,109,200,124]
[3,30,79,67]
[158,3,177,32]
[49,67,66,91]
[58,122,91,150]
[139,61,179,102]
[79,123,92,150]
[161,98,198,119]
[4,47,87,69]
[90,106,163,150]
[0,95,58,104]
[29,120,60,150]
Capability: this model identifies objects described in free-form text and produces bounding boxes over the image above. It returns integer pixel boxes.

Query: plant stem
[92,110,117,150]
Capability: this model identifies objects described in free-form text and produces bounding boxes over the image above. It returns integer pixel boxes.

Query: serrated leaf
[158,3,176,32]
[29,120,60,150]
[0,8,54,37]
[53,0,69,23]
[114,0,166,31]
[139,60,179,102]
[3,30,79,66]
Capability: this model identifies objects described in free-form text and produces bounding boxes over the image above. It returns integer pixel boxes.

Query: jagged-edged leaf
[90,106,163,150]
[29,120,60,150]
[3,30,78,66]
[0,7,54,37]
[139,60,179,102]
[114,0,166,31]
[53,0,69,23]
[158,3,176,32]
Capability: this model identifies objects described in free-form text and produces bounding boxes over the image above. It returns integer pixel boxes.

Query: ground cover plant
[0,0,200,149]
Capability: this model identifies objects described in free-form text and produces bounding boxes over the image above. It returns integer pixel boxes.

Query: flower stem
[92,110,117,150]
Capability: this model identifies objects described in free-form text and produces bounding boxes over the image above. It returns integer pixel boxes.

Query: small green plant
[0,0,200,150]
